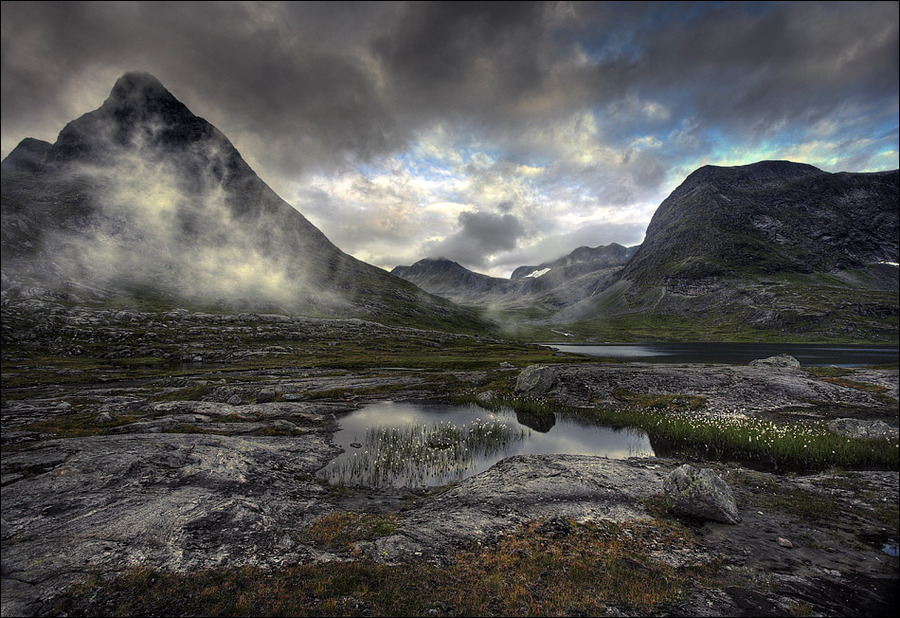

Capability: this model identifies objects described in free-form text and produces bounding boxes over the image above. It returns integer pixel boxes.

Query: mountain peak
[106,72,176,107]
[98,71,194,126]
[45,72,217,166]
[686,160,824,188]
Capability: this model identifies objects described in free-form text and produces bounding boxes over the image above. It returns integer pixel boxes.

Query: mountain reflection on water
[544,342,898,367]
[319,400,653,488]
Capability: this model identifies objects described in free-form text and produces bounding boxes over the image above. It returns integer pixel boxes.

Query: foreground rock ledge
[2,361,898,616]
[368,454,669,564]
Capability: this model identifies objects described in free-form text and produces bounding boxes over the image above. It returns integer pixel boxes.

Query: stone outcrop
[828,418,899,441]
[664,464,741,524]
[514,365,557,396]
[748,354,801,368]
[368,455,669,564]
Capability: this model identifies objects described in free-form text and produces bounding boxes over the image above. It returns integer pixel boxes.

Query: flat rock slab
[532,363,897,413]
[370,454,671,563]
[1,433,340,617]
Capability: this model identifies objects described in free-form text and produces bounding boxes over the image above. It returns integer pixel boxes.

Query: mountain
[391,243,636,314]
[394,161,898,342]
[1,72,486,333]
[561,161,899,341]
[510,244,638,280]
[391,258,507,301]
[621,160,898,284]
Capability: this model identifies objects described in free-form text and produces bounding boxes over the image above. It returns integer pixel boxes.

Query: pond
[319,400,653,489]
[543,342,898,367]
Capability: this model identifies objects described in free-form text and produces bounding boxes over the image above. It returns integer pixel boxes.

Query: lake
[319,400,653,488]
[543,342,898,367]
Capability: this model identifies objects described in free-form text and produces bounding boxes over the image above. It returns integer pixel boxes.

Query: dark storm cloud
[2,1,897,274]
[1,1,405,177]
[372,2,548,119]
[3,2,897,167]
[429,211,527,268]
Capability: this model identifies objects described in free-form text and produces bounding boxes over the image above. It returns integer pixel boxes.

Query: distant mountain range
[393,161,898,341]
[391,243,637,313]
[0,72,486,333]
[3,73,897,342]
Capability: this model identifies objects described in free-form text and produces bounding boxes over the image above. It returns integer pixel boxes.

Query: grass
[612,388,706,411]
[321,419,530,488]
[6,411,139,440]
[147,384,214,402]
[53,517,715,617]
[305,512,399,550]
[472,396,899,473]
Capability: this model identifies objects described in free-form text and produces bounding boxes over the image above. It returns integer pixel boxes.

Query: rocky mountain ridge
[395,161,899,341]
[391,243,637,314]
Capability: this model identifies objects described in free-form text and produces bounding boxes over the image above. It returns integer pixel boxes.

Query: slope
[0,72,487,333]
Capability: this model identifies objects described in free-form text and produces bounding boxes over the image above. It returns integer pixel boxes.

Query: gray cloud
[2,1,897,275]
[428,211,527,269]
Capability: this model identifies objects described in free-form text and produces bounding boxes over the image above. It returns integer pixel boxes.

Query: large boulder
[664,464,741,524]
[514,365,557,396]
[828,418,899,441]
[748,354,800,368]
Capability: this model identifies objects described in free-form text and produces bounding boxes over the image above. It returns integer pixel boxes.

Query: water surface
[544,342,897,367]
[319,400,653,488]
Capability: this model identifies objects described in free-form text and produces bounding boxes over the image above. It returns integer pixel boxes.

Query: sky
[2,1,898,277]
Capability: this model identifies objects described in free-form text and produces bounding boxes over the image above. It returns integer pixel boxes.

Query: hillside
[561,161,899,341]
[0,73,487,333]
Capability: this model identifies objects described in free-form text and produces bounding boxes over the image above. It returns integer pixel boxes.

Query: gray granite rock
[664,464,741,524]
[514,365,557,396]
[748,354,800,368]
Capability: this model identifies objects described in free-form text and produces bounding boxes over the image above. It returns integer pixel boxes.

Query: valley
[2,72,898,617]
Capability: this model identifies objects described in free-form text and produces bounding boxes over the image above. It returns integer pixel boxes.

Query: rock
[271,419,299,432]
[664,464,741,524]
[514,365,557,396]
[256,388,276,403]
[499,362,515,369]
[226,394,243,405]
[475,390,495,404]
[777,537,793,548]
[828,418,899,441]
[748,354,800,367]
[535,516,574,539]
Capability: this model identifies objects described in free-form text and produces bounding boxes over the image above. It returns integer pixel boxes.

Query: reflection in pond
[319,401,654,488]
[516,408,556,433]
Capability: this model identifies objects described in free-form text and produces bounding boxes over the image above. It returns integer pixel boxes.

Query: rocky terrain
[2,305,897,616]
[1,73,897,617]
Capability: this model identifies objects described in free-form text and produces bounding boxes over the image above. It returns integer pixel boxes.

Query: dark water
[319,400,653,488]
[544,342,898,367]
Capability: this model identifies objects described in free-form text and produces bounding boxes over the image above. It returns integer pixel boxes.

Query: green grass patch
[612,389,706,411]
[147,385,214,402]
[320,419,530,487]
[11,411,139,439]
[820,377,890,394]
[803,367,854,378]
[306,512,399,550]
[479,396,898,473]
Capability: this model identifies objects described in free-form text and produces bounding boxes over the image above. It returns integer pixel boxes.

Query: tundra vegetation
[2,305,897,616]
